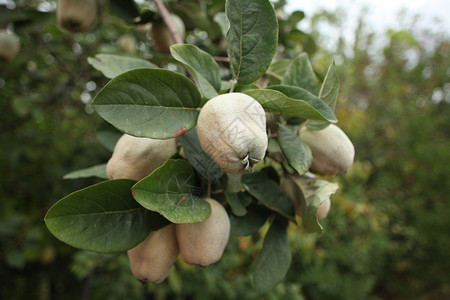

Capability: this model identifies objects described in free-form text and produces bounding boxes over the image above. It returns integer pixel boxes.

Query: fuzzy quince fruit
[300,124,355,176]
[0,30,20,62]
[197,93,268,173]
[56,0,98,32]
[106,134,177,181]
[127,224,179,284]
[175,198,230,266]
[150,14,185,53]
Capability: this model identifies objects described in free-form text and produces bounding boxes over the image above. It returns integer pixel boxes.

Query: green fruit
[56,0,98,32]
[106,134,177,181]
[0,30,20,62]
[175,198,230,266]
[127,224,179,284]
[197,93,268,173]
[150,14,185,53]
[300,124,355,176]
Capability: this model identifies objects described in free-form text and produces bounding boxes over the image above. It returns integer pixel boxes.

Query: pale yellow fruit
[300,124,355,176]
[317,197,331,221]
[0,30,20,62]
[175,198,230,266]
[57,0,98,32]
[127,224,179,284]
[150,14,185,53]
[197,93,268,173]
[117,34,136,53]
[106,134,177,181]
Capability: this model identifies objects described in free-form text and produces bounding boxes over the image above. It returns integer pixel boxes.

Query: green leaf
[170,44,221,100]
[110,0,140,23]
[308,61,340,130]
[96,121,123,152]
[277,124,312,176]
[132,159,211,224]
[245,88,337,122]
[45,179,168,253]
[282,52,320,94]
[87,54,157,79]
[226,192,252,217]
[254,218,291,293]
[63,164,108,180]
[177,126,224,181]
[293,176,339,233]
[92,68,202,139]
[213,12,229,36]
[242,171,295,221]
[226,0,278,84]
[230,204,267,236]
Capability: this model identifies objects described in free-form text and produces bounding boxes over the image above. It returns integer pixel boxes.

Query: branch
[152,0,183,44]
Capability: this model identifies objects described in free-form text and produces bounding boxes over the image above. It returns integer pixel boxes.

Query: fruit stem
[152,0,183,45]
[229,79,237,93]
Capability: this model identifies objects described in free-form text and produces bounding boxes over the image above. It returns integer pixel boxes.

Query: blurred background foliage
[0,0,449,299]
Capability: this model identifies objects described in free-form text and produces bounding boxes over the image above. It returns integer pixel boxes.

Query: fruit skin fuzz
[175,198,230,267]
[197,93,268,174]
[300,124,355,176]
[127,224,179,284]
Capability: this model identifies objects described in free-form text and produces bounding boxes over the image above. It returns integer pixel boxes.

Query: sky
[286,0,450,35]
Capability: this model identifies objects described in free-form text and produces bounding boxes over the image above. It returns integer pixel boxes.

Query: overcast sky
[286,0,450,34]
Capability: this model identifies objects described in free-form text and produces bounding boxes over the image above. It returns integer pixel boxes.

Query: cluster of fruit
[106,89,354,283]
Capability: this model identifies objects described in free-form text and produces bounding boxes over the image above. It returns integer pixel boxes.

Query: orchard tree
[41,0,355,293]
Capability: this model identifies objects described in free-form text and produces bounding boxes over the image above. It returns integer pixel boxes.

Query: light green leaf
[132,159,211,224]
[242,171,295,221]
[226,0,278,84]
[308,60,340,130]
[245,88,337,122]
[277,124,312,176]
[226,192,252,217]
[213,12,229,36]
[63,164,108,180]
[92,68,201,140]
[45,179,168,253]
[170,44,221,99]
[282,52,320,94]
[177,126,224,181]
[293,176,339,233]
[87,54,157,79]
[254,218,291,293]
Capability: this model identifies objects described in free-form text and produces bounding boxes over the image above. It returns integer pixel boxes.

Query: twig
[213,56,230,63]
[152,0,183,44]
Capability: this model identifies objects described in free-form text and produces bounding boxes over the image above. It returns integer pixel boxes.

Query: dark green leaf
[254,218,291,293]
[277,124,312,175]
[87,54,157,79]
[242,171,295,221]
[45,179,167,253]
[177,126,224,181]
[226,0,278,84]
[132,159,211,224]
[245,88,337,122]
[96,122,123,152]
[92,68,201,139]
[230,204,267,236]
[170,44,221,99]
[110,0,140,23]
[63,164,108,180]
[282,52,320,94]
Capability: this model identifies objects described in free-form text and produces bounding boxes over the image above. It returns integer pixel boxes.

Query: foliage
[1,0,449,299]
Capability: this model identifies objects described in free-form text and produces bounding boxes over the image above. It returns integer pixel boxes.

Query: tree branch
[152,0,183,45]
